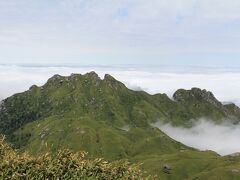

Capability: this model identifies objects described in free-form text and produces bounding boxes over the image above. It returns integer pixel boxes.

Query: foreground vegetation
[3,134,240,180]
[0,136,147,179]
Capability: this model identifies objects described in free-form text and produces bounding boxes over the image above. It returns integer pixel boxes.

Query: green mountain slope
[1,72,240,179]
[1,72,239,136]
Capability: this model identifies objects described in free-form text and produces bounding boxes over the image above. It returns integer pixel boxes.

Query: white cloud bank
[153,120,240,156]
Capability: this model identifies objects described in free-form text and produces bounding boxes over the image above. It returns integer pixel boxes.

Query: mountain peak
[44,72,102,88]
[47,74,63,82]
[44,74,67,87]
[174,88,218,102]
[85,71,100,79]
[29,85,39,91]
[173,88,226,116]
[103,74,126,90]
[104,74,116,81]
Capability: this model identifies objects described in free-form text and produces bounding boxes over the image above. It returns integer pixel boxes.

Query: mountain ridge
[1,72,239,135]
[1,72,240,179]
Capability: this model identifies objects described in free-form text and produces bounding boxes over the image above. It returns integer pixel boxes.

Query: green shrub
[0,135,148,179]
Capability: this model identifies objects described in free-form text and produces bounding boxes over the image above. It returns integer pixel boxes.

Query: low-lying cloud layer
[153,120,240,156]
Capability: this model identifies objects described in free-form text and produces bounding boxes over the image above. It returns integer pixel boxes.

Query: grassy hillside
[135,150,240,179]
[11,115,186,159]
[1,72,240,179]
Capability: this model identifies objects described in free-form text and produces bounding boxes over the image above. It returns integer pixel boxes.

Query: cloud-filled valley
[153,120,240,156]
[1,64,240,155]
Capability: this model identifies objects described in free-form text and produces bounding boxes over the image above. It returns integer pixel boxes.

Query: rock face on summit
[173,88,240,122]
[173,88,219,105]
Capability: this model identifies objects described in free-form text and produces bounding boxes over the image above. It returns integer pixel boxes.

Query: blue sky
[0,0,240,67]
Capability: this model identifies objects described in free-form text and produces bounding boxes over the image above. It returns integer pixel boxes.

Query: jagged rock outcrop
[173,88,221,107]
[173,88,240,121]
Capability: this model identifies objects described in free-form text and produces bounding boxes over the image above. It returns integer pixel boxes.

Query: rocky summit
[1,72,240,179]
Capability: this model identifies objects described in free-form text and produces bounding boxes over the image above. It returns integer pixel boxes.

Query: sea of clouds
[1,64,240,155]
[152,120,240,156]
